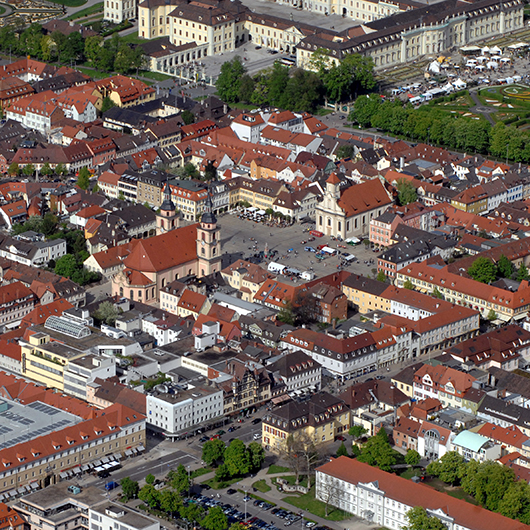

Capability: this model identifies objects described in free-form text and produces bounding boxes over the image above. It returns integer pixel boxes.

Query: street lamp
[244,486,248,520]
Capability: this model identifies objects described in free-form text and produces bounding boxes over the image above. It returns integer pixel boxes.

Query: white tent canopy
[481,46,490,54]
[500,57,511,63]
[477,55,488,63]
[487,61,498,69]
[508,42,529,50]
[476,65,485,71]
[490,45,502,54]
[429,61,440,73]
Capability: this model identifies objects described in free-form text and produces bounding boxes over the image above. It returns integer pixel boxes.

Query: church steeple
[156,180,178,235]
[197,186,221,277]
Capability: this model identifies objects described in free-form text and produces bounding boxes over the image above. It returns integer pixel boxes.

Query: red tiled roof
[317,457,529,530]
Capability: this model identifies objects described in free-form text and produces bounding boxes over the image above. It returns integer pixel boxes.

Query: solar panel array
[0,419,72,450]
[0,410,34,425]
[28,402,60,416]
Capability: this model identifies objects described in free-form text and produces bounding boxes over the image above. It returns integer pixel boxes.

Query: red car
[335,435,346,441]
[210,434,220,440]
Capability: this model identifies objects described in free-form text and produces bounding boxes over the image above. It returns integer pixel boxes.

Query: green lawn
[203,476,241,489]
[191,466,213,479]
[267,465,290,474]
[139,69,173,81]
[120,32,148,44]
[231,102,259,111]
[252,480,271,493]
[66,1,103,19]
[398,467,422,480]
[315,108,334,116]
[0,6,6,15]
[277,475,308,488]
[283,487,351,521]
[49,0,86,7]
[75,66,109,80]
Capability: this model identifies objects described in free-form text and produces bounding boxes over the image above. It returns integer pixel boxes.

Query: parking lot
[219,212,381,284]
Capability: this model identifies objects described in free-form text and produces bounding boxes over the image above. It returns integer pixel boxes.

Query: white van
[253,433,262,440]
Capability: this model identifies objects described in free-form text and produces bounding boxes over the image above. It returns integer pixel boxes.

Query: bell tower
[156,181,179,235]
[197,189,221,277]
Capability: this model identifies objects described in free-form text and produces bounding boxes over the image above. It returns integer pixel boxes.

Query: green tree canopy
[167,464,190,495]
[202,506,228,530]
[216,56,246,104]
[202,438,225,466]
[93,300,119,325]
[404,507,447,530]
[145,473,155,485]
[77,167,91,190]
[335,144,355,160]
[357,429,396,472]
[396,178,417,206]
[349,425,367,439]
[181,110,195,125]
[468,256,497,284]
[376,271,387,283]
[120,477,139,499]
[405,449,421,466]
[247,441,265,472]
[497,254,514,278]
[138,484,160,509]
[336,442,349,457]
[518,263,530,282]
[159,489,182,514]
[350,93,381,127]
[54,254,78,278]
[224,439,250,476]
[426,451,465,486]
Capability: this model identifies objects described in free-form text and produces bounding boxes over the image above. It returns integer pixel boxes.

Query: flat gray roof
[0,399,82,451]
[94,502,159,529]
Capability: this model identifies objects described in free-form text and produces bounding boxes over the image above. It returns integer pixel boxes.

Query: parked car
[252,418,261,425]
[227,489,237,495]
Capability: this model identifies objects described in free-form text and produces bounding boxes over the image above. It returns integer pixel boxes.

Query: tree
[247,441,265,472]
[349,425,367,439]
[138,484,160,509]
[277,301,295,326]
[101,96,116,113]
[55,254,78,278]
[22,164,34,177]
[41,162,53,177]
[159,489,182,515]
[202,438,225,466]
[432,287,443,299]
[8,162,19,176]
[238,74,255,103]
[85,35,103,65]
[349,93,381,127]
[376,271,387,282]
[487,309,498,321]
[323,54,375,103]
[336,442,348,457]
[216,56,246,103]
[335,144,354,160]
[281,434,305,485]
[403,279,414,290]
[224,439,250,477]
[204,160,217,181]
[77,167,90,190]
[182,503,204,524]
[426,451,465,486]
[405,449,421,467]
[396,179,417,206]
[404,507,447,530]
[167,464,190,494]
[471,461,516,512]
[267,62,290,107]
[318,475,340,517]
[518,263,530,281]
[94,300,119,325]
[145,473,155,485]
[215,463,230,482]
[468,256,497,284]
[202,506,228,530]
[497,254,514,279]
[55,163,67,176]
[120,477,139,499]
[357,429,396,472]
[181,110,195,125]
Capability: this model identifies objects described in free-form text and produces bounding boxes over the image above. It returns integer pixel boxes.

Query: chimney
[223,104,227,114]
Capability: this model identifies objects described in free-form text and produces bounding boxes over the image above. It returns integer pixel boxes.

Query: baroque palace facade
[105,0,524,70]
